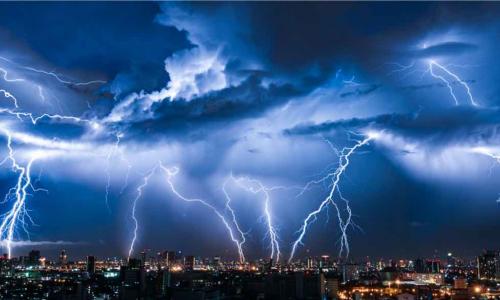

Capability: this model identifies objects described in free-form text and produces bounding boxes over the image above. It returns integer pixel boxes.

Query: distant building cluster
[0,249,499,299]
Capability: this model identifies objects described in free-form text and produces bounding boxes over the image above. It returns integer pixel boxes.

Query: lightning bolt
[0,128,44,258]
[427,60,478,106]
[470,146,500,203]
[160,164,246,264]
[472,147,500,163]
[0,56,105,86]
[0,89,19,108]
[104,133,122,212]
[0,107,94,125]
[387,58,478,107]
[222,177,247,263]
[289,132,378,263]
[0,59,109,256]
[127,166,157,260]
[230,175,281,263]
[427,60,477,106]
[0,67,25,83]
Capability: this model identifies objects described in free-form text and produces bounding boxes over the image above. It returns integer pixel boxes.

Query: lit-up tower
[59,250,68,266]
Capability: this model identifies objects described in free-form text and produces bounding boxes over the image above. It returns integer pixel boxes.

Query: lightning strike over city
[222,176,247,263]
[230,175,282,262]
[127,166,158,260]
[0,5,498,297]
[289,133,377,263]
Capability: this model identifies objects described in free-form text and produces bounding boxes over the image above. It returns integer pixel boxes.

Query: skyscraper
[167,251,175,267]
[28,250,40,266]
[477,250,499,280]
[59,250,67,266]
[140,250,146,267]
[184,255,195,271]
[87,256,96,275]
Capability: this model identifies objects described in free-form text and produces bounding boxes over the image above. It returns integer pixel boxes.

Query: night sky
[0,2,499,261]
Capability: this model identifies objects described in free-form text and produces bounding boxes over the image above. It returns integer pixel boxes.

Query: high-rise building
[158,269,171,295]
[184,255,195,271]
[325,274,340,299]
[212,256,221,269]
[140,250,146,267]
[87,256,96,275]
[425,259,441,273]
[59,249,68,265]
[342,263,359,282]
[166,251,175,267]
[28,250,40,266]
[447,252,456,267]
[128,258,142,269]
[477,250,498,280]
[414,258,425,273]
[320,255,330,268]
[307,257,314,269]
[121,257,146,298]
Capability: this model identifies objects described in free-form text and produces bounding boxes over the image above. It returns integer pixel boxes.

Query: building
[425,259,441,273]
[454,278,467,289]
[306,257,314,269]
[140,250,147,267]
[28,250,40,266]
[158,269,171,295]
[407,272,444,285]
[447,252,457,267]
[59,249,68,265]
[86,255,95,275]
[184,255,195,271]
[265,272,325,299]
[121,258,146,299]
[342,263,360,282]
[166,251,176,267]
[325,274,340,299]
[212,256,221,268]
[414,258,425,273]
[477,250,498,280]
[320,255,330,268]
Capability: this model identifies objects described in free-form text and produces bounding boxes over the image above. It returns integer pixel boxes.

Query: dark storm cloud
[285,106,500,146]
[120,67,336,141]
[400,80,476,92]
[339,84,381,98]
[0,2,190,93]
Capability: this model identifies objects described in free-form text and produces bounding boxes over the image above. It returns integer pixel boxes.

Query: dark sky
[0,2,499,262]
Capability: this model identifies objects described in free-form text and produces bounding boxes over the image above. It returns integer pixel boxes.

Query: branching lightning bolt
[160,164,247,263]
[104,133,122,211]
[289,132,377,263]
[387,59,478,107]
[230,175,281,263]
[0,128,42,258]
[0,58,107,257]
[427,60,478,106]
[127,167,157,260]
[222,177,247,263]
[471,146,500,203]
[0,56,105,86]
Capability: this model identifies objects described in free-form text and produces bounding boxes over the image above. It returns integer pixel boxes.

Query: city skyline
[0,2,499,262]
